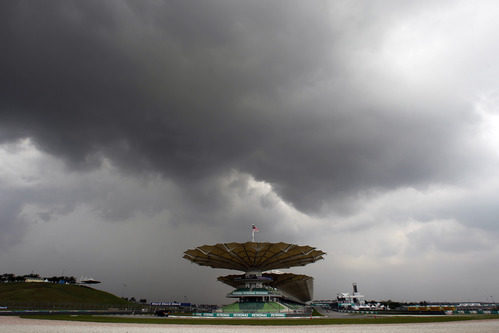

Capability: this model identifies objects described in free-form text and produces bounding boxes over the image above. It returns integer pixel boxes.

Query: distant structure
[337,283,366,310]
[24,277,47,283]
[183,241,325,313]
[78,277,101,285]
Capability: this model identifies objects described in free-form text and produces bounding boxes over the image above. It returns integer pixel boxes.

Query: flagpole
[251,224,259,242]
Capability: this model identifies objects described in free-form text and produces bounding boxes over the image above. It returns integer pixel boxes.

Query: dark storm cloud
[0,0,491,214]
[3,1,499,304]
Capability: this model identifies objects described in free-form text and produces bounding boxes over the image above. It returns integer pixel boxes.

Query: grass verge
[0,283,131,309]
[311,308,323,316]
[20,314,499,326]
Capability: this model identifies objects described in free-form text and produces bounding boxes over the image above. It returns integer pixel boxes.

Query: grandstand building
[183,242,325,313]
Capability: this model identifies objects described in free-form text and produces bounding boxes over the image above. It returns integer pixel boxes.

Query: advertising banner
[193,313,287,317]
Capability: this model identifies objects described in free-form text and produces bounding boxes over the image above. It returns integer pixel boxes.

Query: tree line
[0,273,76,284]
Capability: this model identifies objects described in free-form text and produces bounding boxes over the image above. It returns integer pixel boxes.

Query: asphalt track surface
[2,316,499,333]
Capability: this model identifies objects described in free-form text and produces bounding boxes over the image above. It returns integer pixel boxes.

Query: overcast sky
[2,0,499,304]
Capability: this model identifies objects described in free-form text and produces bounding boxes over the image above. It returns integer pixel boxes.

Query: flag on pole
[251,224,259,242]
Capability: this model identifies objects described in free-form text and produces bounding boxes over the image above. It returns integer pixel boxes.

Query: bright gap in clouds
[476,91,499,156]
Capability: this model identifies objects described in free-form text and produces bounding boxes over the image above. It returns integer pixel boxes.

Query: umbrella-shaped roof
[183,242,325,272]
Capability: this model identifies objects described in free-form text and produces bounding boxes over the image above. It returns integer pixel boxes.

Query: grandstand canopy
[217,272,311,289]
[218,273,314,303]
[183,242,325,272]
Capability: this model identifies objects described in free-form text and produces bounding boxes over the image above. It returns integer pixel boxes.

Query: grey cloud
[0,188,29,249]
[406,221,495,254]
[2,1,499,302]
[2,1,493,214]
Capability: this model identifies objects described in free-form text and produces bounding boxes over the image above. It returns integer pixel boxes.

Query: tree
[14,275,25,282]
[47,276,59,283]
[0,273,15,282]
[24,273,41,279]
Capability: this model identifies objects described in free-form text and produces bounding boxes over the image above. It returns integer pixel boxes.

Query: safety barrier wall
[193,312,287,317]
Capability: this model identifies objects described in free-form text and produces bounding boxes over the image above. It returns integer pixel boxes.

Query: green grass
[0,283,131,309]
[20,314,499,326]
[311,308,323,316]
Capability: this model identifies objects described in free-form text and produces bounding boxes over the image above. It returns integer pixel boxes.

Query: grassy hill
[0,283,133,309]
